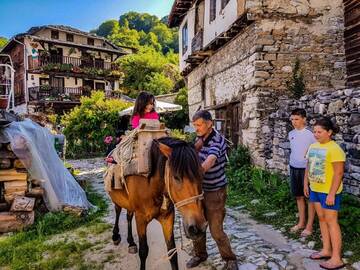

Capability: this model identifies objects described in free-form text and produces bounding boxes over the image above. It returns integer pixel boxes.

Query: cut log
[6,143,12,151]
[26,187,44,198]
[4,192,26,204]
[0,211,35,233]
[0,202,9,212]
[30,179,45,186]
[0,158,12,169]
[0,150,16,159]
[0,169,27,182]
[10,196,35,212]
[4,180,28,192]
[63,205,85,217]
[13,159,26,169]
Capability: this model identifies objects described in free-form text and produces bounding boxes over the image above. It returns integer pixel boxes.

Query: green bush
[61,91,131,158]
[161,87,189,129]
[169,129,196,143]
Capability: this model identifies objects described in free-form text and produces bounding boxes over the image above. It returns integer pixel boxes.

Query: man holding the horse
[187,110,238,270]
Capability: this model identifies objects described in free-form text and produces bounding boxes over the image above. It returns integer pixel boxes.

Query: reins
[164,161,204,209]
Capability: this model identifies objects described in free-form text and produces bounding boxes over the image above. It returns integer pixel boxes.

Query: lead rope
[153,163,203,268]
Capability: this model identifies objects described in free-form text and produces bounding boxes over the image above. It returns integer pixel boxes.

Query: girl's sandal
[300,229,312,237]
[290,225,304,233]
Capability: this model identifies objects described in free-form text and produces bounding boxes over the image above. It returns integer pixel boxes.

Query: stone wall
[187,23,258,117]
[186,0,358,194]
[247,0,346,93]
[266,88,360,196]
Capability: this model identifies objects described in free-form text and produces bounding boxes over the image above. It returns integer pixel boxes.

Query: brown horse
[107,137,207,270]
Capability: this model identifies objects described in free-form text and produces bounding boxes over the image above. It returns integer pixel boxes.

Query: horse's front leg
[157,210,178,270]
[127,211,138,254]
[135,214,149,270]
[112,204,121,245]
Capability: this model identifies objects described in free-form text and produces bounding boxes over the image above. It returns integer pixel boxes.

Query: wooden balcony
[28,86,90,103]
[28,55,118,72]
[191,29,203,53]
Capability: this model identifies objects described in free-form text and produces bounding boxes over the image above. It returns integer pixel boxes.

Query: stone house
[0,25,134,114]
[169,0,360,195]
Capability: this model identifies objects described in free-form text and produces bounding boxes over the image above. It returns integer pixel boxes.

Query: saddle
[104,119,168,192]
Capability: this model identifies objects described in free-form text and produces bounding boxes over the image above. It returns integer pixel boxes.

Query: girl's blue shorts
[309,189,341,211]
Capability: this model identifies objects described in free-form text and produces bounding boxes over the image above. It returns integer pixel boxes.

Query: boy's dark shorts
[290,166,305,197]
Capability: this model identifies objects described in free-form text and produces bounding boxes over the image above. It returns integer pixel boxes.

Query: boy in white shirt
[288,108,316,237]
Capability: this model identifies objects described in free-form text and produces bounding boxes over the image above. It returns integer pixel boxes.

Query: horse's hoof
[128,245,138,254]
[113,239,121,246]
[112,234,121,246]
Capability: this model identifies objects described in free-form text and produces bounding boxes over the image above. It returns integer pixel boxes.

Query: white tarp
[0,119,92,211]
[119,100,182,116]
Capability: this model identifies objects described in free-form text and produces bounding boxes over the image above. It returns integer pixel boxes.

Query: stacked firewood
[0,143,44,233]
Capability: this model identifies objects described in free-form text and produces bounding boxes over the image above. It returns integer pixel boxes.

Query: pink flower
[104,136,113,145]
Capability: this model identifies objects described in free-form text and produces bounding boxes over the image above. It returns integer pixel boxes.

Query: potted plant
[72,66,83,73]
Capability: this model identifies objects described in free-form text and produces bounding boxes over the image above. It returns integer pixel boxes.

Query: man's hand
[194,138,204,152]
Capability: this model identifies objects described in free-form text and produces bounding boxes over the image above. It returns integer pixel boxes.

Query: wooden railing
[28,55,116,71]
[191,29,204,53]
[28,86,91,102]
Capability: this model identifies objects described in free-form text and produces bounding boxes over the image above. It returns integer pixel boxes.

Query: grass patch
[226,146,360,263]
[0,186,108,269]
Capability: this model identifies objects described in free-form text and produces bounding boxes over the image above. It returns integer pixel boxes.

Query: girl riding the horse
[131,91,159,129]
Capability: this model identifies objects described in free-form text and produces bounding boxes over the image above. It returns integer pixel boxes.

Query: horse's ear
[158,142,172,158]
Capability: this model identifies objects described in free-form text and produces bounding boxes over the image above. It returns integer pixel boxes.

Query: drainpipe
[13,38,29,112]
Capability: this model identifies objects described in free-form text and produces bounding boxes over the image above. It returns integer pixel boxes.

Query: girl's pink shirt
[131,111,159,129]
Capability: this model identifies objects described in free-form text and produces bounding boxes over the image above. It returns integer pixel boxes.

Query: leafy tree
[142,72,174,96]
[161,87,189,129]
[118,47,180,96]
[108,19,141,48]
[160,16,169,25]
[0,37,8,49]
[61,91,131,158]
[139,32,162,52]
[93,20,119,37]
[119,12,159,33]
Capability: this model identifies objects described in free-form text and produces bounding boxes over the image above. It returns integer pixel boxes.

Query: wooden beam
[0,212,35,233]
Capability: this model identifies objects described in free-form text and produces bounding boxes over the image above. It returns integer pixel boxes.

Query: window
[221,0,230,10]
[210,0,216,22]
[87,38,94,46]
[95,82,105,90]
[201,78,206,102]
[39,78,49,86]
[51,30,59,39]
[182,22,188,54]
[66,34,74,42]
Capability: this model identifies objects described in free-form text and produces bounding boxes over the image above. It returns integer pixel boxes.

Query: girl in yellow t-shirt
[304,117,346,270]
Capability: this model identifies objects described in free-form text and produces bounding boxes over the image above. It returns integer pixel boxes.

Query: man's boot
[186,256,207,268]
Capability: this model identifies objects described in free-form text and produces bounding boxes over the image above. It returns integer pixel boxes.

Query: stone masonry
[185,0,360,195]
[267,88,360,196]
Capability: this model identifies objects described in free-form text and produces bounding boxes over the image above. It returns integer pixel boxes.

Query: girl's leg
[296,196,306,228]
[324,208,343,265]
[305,201,315,232]
[314,202,332,256]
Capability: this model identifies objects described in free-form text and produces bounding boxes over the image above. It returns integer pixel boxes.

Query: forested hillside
[92,12,182,98]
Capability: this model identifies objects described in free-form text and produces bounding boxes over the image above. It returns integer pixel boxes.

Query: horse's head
[151,137,207,240]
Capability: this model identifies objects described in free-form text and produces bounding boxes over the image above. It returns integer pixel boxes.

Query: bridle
[164,161,204,209]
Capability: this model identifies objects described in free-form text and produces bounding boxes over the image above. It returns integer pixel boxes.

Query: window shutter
[210,0,216,22]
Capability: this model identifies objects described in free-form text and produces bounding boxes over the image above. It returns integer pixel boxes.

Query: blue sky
[0,0,174,38]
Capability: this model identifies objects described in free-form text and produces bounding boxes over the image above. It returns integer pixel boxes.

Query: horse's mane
[149,137,203,182]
